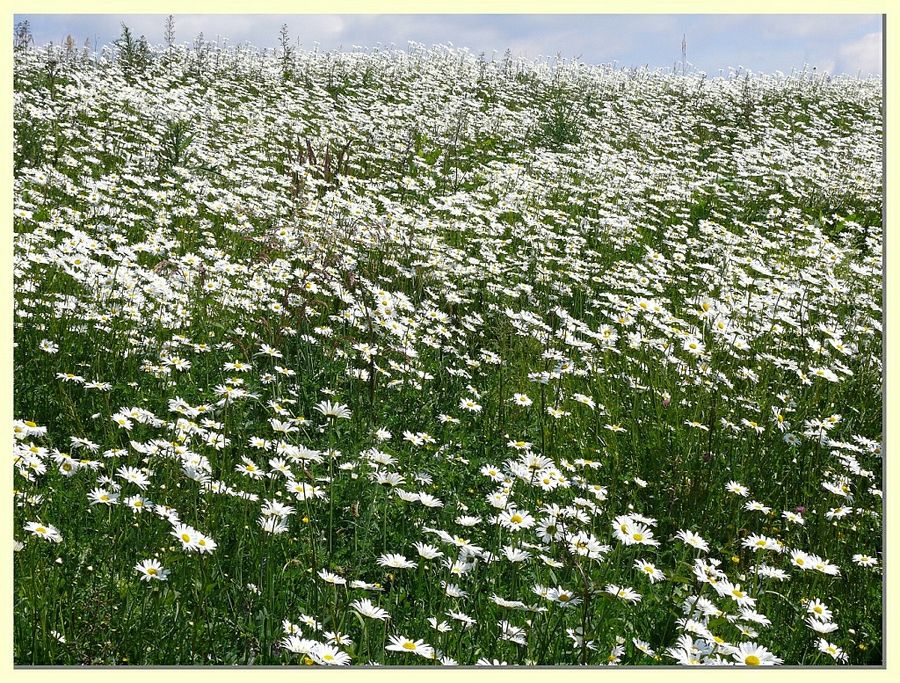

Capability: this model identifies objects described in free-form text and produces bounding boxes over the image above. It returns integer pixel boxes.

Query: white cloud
[813,57,837,74]
[759,14,876,40]
[836,31,882,75]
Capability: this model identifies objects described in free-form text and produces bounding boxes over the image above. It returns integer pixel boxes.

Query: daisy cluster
[13,35,881,665]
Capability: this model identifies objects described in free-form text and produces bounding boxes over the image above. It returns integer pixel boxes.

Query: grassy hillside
[13,35,883,665]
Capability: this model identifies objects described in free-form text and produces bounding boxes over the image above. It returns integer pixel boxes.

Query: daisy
[299,614,322,630]
[317,569,347,585]
[456,515,482,527]
[635,559,666,583]
[606,584,642,604]
[125,495,150,513]
[116,465,150,489]
[134,558,169,581]
[743,534,781,552]
[378,553,417,569]
[806,617,839,634]
[744,500,772,514]
[730,642,783,666]
[413,542,444,560]
[502,545,531,562]
[619,522,659,547]
[428,618,452,633]
[782,510,805,526]
[547,587,581,607]
[568,531,609,558]
[259,515,289,534]
[236,458,266,479]
[448,610,476,628]
[310,643,351,665]
[23,521,62,543]
[817,639,848,663]
[280,635,318,654]
[282,620,302,635]
[171,523,200,551]
[810,554,840,576]
[498,620,527,645]
[725,481,750,497]
[790,549,813,570]
[417,493,443,508]
[88,487,119,506]
[385,635,434,659]
[511,393,533,407]
[480,464,504,482]
[195,534,217,554]
[459,397,482,412]
[752,564,790,581]
[806,599,833,621]
[852,553,878,567]
[491,594,528,609]
[314,400,352,420]
[498,509,535,531]
[633,638,656,656]
[350,599,390,621]
[443,582,468,598]
[720,582,756,608]
[39,339,59,353]
[571,393,596,409]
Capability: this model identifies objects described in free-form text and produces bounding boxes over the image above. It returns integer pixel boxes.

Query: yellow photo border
[2,1,894,680]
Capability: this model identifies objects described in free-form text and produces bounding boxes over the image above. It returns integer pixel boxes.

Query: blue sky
[15,14,883,76]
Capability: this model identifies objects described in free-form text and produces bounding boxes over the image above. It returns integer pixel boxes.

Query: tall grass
[13,31,882,666]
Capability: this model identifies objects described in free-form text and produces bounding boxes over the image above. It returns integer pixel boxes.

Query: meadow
[13,29,883,665]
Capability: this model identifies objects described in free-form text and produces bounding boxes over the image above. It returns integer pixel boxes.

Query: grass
[12,33,883,666]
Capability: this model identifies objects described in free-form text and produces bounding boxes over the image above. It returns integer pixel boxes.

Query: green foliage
[115,23,152,80]
[12,39,883,667]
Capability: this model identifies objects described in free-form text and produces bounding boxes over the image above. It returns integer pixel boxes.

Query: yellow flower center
[510,514,523,524]
[147,568,158,575]
[745,655,761,666]
[402,642,417,650]
[633,532,644,541]
[181,534,191,542]
[36,526,46,534]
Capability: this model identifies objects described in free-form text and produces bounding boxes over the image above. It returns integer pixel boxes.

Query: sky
[15,14,883,76]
